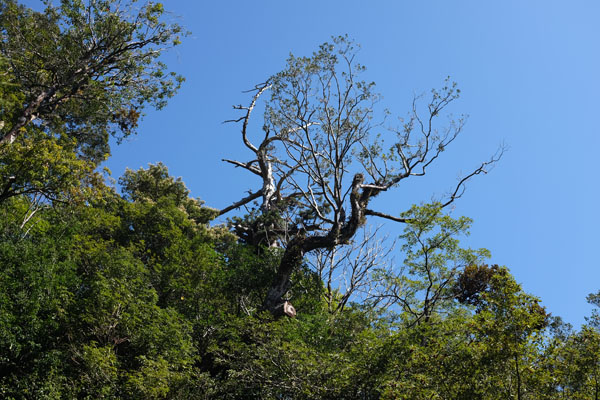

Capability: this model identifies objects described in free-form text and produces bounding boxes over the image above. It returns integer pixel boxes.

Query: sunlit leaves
[0,0,185,161]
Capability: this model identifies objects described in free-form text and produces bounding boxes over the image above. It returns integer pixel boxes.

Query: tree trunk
[262,236,305,315]
[262,173,370,315]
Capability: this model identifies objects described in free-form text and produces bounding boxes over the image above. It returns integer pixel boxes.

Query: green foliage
[0,0,186,212]
[0,129,101,204]
[0,163,223,399]
[0,0,185,161]
[1,11,599,397]
[374,203,490,325]
[2,159,600,398]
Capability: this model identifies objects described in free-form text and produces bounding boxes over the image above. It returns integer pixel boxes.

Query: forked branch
[221,38,501,316]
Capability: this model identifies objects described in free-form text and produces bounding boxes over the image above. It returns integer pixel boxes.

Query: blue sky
[34,1,600,327]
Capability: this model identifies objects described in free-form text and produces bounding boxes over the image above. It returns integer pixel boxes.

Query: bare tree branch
[364,209,410,224]
[219,189,263,216]
[223,82,271,153]
[441,145,505,208]
[222,159,262,176]
[222,38,501,316]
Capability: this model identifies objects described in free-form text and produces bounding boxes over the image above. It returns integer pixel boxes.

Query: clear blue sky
[35,1,600,327]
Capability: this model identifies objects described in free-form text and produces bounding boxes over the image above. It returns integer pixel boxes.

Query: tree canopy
[0,2,598,399]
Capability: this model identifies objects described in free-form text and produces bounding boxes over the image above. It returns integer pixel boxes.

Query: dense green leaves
[0,0,184,160]
[0,164,225,399]
[0,0,184,208]
[0,130,100,204]
[1,3,599,397]
[2,161,600,399]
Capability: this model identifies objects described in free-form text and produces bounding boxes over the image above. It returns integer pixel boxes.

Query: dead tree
[220,37,501,316]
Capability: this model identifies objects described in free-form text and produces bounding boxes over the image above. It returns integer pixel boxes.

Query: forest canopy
[1,1,599,399]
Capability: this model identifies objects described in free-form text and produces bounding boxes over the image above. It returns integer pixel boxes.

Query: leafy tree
[0,129,101,205]
[372,203,490,326]
[0,0,185,207]
[1,159,586,399]
[543,293,600,399]
[378,267,551,400]
[0,0,184,156]
[467,268,549,399]
[0,164,224,399]
[0,208,78,398]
